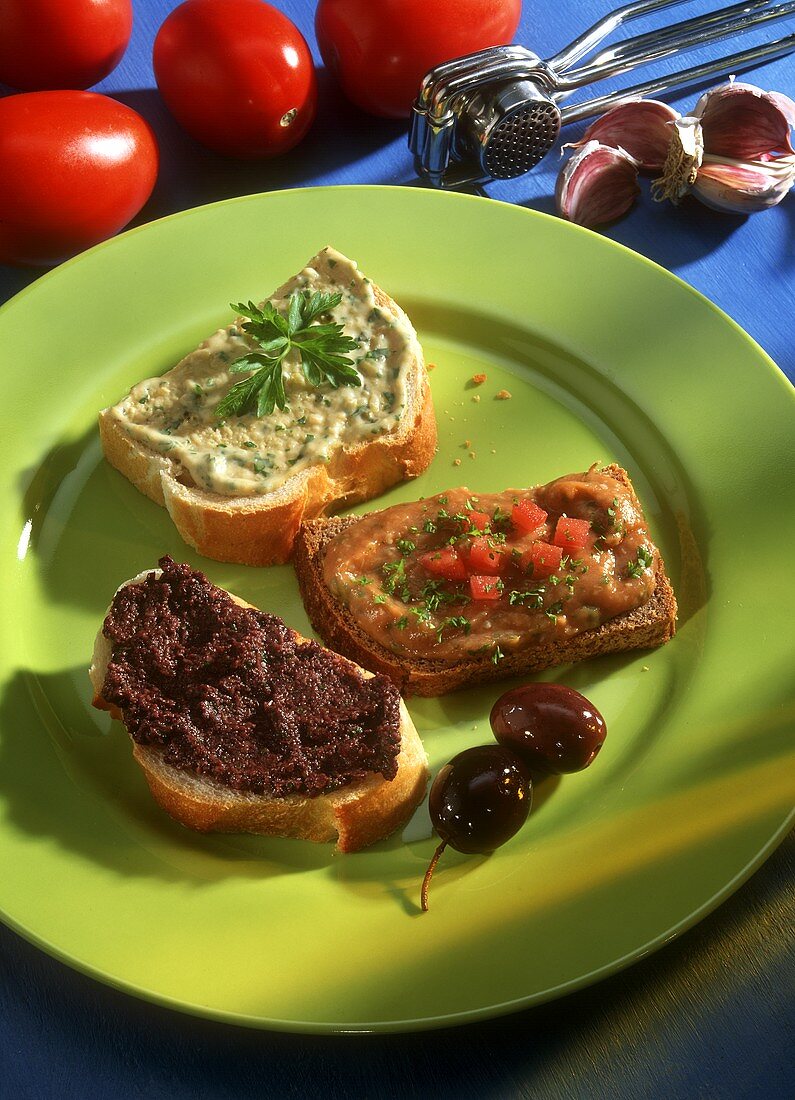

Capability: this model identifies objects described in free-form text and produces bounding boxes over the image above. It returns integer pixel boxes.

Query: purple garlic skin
[570,98,679,172]
[693,154,795,213]
[556,140,640,228]
[693,81,795,160]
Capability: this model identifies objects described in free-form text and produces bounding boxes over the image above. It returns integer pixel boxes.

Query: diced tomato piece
[470,574,502,600]
[468,510,491,531]
[521,541,563,578]
[420,547,468,582]
[511,499,548,533]
[553,515,591,549]
[467,535,507,574]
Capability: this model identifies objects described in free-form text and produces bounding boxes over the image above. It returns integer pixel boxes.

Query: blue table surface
[1,2,793,1096]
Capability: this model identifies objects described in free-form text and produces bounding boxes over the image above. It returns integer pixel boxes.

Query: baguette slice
[89,571,429,852]
[293,465,678,696]
[99,247,436,567]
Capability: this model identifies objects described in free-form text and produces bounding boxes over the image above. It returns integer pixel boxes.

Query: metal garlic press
[409,0,795,187]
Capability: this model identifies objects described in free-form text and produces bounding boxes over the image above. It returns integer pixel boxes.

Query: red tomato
[511,499,548,533]
[153,0,317,159]
[0,0,132,91]
[316,0,522,118]
[0,92,158,267]
[521,542,563,578]
[468,536,508,575]
[470,575,502,601]
[553,516,591,550]
[420,547,469,582]
[468,510,491,531]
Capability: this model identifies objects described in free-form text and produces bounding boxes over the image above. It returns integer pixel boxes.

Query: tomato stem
[420,840,447,912]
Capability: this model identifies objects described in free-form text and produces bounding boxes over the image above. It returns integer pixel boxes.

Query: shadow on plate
[0,667,335,885]
[0,664,445,889]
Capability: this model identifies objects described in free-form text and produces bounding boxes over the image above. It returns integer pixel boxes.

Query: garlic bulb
[693,81,795,160]
[566,98,679,172]
[653,82,795,213]
[556,141,640,227]
[693,153,795,213]
[555,79,795,226]
[652,116,704,204]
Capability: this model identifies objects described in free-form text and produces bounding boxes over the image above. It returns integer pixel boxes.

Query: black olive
[421,745,532,912]
[490,683,607,775]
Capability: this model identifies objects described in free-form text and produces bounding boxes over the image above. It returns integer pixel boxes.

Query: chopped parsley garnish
[545,601,564,622]
[422,519,437,534]
[509,588,545,608]
[252,456,275,475]
[373,594,387,604]
[382,558,410,600]
[491,506,511,530]
[395,616,408,630]
[216,290,361,419]
[626,545,653,578]
[491,646,505,665]
[436,615,471,642]
[396,538,416,556]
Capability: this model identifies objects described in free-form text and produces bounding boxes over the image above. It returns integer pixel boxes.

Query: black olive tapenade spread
[100,557,402,797]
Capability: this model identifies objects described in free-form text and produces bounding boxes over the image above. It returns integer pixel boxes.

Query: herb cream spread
[322,468,659,665]
[109,247,418,497]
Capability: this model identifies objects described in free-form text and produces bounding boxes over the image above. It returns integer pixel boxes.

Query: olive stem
[420,840,448,912]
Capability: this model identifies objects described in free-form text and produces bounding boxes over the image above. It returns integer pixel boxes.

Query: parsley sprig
[216,291,361,419]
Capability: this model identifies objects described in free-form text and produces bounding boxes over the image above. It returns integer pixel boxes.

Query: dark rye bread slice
[293,465,678,696]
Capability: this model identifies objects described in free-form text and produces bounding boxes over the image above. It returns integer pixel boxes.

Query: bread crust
[293,466,678,696]
[98,259,437,567]
[89,576,429,852]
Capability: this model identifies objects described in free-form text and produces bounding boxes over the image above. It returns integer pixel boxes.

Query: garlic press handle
[548,0,694,73]
[555,0,795,92]
[560,28,795,123]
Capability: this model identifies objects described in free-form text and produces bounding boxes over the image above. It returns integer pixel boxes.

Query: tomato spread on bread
[108,247,420,497]
[99,558,402,795]
[322,468,659,664]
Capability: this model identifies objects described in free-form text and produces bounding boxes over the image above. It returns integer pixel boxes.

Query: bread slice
[293,466,678,696]
[99,247,436,567]
[89,571,429,852]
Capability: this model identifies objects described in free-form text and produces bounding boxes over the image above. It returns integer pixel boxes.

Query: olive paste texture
[101,557,402,797]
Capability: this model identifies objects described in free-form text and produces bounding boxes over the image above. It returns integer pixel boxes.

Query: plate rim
[0,183,789,387]
[1,809,792,1034]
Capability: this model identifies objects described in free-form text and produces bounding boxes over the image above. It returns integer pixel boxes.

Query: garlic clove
[556,140,640,228]
[693,81,795,160]
[768,92,795,130]
[566,98,679,172]
[692,153,795,213]
[651,116,704,204]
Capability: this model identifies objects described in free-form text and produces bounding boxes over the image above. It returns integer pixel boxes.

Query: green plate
[1,186,793,1033]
